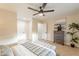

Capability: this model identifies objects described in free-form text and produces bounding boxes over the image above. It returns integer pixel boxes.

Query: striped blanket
[22,42,56,56]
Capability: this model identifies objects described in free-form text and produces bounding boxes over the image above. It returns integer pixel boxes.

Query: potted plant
[67,23,79,48]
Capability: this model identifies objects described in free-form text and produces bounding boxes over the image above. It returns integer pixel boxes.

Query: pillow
[0,46,14,56]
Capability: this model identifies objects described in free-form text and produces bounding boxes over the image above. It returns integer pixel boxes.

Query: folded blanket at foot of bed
[22,42,56,56]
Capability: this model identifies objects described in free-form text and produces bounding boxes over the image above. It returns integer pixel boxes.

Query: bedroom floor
[43,40,79,56]
[55,43,79,56]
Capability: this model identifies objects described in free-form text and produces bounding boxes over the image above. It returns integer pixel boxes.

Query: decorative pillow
[0,46,14,56]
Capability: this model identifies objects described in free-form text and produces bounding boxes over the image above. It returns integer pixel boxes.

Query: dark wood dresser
[54,31,64,45]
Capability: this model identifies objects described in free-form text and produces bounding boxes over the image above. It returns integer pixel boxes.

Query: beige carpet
[55,43,79,56]
[40,39,79,56]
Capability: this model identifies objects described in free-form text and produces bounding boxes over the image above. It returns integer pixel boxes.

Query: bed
[22,41,56,56]
[0,40,56,56]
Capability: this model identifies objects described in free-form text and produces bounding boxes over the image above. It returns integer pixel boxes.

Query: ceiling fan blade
[43,10,54,12]
[42,3,47,9]
[28,7,39,12]
[33,13,40,16]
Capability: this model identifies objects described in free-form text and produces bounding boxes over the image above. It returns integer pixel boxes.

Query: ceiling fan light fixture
[38,13,43,16]
[28,3,54,16]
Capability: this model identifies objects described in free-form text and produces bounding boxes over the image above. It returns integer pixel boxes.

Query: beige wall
[0,9,17,39]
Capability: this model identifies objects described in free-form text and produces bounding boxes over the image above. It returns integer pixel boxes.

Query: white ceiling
[16,3,79,20]
[0,3,79,20]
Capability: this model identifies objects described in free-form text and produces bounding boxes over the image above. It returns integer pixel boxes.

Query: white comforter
[0,40,56,56]
[22,41,56,56]
[11,44,36,56]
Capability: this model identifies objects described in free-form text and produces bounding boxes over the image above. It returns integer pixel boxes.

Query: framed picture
[54,19,66,31]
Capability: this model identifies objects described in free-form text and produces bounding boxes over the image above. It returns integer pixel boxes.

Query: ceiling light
[38,13,43,16]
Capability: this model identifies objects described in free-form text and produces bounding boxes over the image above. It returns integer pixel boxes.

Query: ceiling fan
[28,3,54,16]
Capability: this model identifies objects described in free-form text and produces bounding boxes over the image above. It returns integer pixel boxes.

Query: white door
[17,20,26,43]
[38,23,47,40]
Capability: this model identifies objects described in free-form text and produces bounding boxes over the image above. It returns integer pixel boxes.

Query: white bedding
[11,44,36,56]
[0,46,14,56]
[32,40,56,51]
[32,41,56,56]
[22,41,56,56]
[0,40,56,56]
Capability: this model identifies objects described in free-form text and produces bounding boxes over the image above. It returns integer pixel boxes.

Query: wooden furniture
[54,31,64,45]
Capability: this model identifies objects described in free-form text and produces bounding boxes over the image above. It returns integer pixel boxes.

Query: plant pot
[70,43,75,48]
